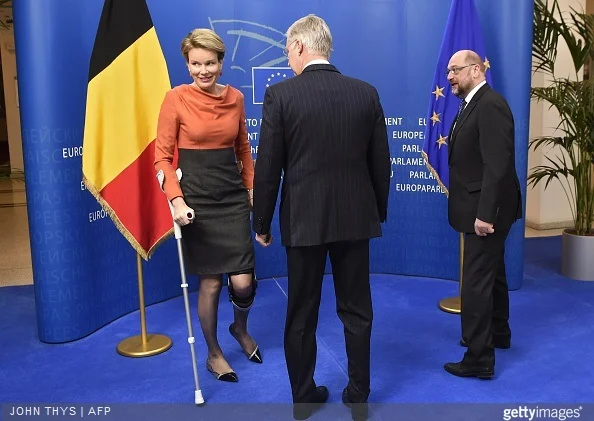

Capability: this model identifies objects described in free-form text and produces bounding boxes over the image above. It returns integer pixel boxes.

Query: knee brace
[227,269,257,312]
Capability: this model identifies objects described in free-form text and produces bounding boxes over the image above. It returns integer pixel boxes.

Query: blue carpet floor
[1,236,593,407]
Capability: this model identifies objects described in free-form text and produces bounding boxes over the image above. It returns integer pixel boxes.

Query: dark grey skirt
[178,147,254,275]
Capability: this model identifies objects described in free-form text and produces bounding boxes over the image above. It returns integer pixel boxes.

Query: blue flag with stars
[252,66,293,104]
[421,0,492,195]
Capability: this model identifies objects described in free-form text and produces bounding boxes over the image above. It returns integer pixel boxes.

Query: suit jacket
[448,83,522,233]
[252,64,391,247]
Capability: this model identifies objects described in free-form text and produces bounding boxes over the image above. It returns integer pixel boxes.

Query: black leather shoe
[459,338,510,349]
[444,361,494,379]
[293,386,329,420]
[342,388,369,421]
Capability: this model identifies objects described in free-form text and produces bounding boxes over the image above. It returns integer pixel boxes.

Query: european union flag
[252,66,293,104]
[421,0,492,195]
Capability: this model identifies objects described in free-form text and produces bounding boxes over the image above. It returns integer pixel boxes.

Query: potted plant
[530,0,594,280]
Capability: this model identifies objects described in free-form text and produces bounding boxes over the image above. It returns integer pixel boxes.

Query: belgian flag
[82,0,173,260]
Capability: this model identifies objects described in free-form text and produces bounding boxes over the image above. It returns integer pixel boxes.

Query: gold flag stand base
[117,254,173,358]
[117,334,172,358]
[438,296,460,314]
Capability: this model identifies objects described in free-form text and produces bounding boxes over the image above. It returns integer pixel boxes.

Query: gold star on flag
[436,134,448,149]
[432,85,445,100]
[484,57,490,70]
[430,111,441,126]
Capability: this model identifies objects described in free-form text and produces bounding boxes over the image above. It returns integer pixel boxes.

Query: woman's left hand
[248,189,253,210]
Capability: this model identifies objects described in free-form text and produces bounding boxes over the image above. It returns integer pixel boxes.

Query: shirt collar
[303,59,330,69]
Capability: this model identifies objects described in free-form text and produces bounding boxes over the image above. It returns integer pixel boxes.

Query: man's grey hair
[286,14,332,58]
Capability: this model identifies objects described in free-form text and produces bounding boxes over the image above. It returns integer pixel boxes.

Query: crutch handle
[167,201,189,240]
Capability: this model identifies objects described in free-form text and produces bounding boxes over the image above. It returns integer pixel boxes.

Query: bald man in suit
[443,50,522,379]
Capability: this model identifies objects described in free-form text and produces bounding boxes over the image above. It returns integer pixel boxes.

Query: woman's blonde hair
[181,28,226,62]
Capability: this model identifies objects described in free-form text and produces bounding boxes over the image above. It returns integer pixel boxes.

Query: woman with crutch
[155,28,262,383]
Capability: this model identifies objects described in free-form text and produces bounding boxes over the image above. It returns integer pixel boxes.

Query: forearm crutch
[157,169,205,405]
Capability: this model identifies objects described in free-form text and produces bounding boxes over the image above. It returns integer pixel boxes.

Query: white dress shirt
[303,59,330,69]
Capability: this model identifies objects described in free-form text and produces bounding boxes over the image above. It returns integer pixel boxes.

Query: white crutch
[157,169,204,406]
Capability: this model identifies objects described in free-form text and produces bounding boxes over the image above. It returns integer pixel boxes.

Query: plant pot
[561,229,594,281]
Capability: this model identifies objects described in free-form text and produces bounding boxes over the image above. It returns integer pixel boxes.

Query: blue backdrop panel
[13,0,532,343]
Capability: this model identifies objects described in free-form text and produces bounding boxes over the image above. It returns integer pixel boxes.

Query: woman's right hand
[171,197,194,226]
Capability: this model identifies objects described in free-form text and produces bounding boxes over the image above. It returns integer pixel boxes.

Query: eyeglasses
[283,40,298,57]
[445,63,477,77]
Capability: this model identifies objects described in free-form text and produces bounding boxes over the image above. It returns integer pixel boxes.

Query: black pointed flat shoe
[206,359,238,382]
[229,323,263,363]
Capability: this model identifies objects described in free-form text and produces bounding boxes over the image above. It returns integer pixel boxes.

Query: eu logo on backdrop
[252,67,293,104]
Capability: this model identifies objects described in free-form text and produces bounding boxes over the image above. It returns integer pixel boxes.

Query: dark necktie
[452,100,467,133]
[456,100,467,121]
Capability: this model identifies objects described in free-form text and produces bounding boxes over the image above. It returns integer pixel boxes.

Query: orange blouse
[154,84,254,201]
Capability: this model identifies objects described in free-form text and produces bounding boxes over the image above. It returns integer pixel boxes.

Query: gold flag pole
[117,253,173,357]
[438,232,464,314]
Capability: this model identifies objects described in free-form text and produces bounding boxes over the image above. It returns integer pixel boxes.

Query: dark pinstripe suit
[253,63,390,403]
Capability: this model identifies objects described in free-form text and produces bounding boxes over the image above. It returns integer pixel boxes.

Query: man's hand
[255,233,273,247]
[474,218,494,237]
